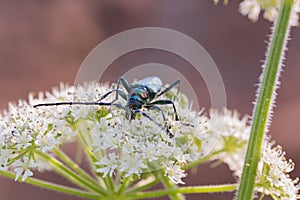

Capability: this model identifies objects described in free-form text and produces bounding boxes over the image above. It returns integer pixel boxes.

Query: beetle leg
[98,77,130,104]
[115,77,130,101]
[146,105,175,138]
[117,77,131,93]
[147,100,179,121]
[98,89,127,103]
[133,109,174,138]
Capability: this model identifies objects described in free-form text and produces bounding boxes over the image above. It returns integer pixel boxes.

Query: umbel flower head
[0,81,299,199]
[0,81,216,184]
[211,110,300,199]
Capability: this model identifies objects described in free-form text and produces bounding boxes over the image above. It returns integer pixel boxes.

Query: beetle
[34,76,180,137]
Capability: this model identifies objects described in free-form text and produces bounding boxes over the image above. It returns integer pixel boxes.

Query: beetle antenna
[33,101,113,108]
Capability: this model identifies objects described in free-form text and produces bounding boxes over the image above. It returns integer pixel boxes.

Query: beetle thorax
[127,86,150,110]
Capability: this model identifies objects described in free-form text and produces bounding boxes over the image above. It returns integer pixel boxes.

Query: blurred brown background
[0,1,299,199]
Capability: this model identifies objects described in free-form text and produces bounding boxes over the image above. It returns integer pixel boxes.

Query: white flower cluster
[215,0,300,26]
[257,143,300,199]
[210,109,251,177]
[0,81,299,199]
[0,82,215,184]
[0,83,87,181]
[211,110,300,199]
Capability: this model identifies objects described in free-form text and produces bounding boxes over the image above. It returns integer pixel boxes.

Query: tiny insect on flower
[33,76,181,138]
[1,80,213,184]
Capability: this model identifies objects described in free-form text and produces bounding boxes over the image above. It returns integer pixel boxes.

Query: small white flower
[13,156,37,182]
[120,154,147,177]
[174,152,188,166]
[208,109,300,198]
[35,133,59,152]
[95,153,119,177]
[15,131,33,151]
[263,7,278,22]
[237,0,300,26]
[290,0,300,26]
[210,109,250,177]
[257,142,300,199]
[239,0,261,22]
[290,8,300,26]
[165,161,186,184]
[141,143,160,162]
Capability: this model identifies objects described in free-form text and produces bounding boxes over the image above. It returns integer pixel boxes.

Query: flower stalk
[127,183,237,199]
[236,0,294,199]
[0,170,102,199]
[36,150,107,195]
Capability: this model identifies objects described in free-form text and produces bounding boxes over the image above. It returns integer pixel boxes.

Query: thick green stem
[237,0,293,199]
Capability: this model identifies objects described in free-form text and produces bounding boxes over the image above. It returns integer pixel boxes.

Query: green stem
[6,148,30,166]
[237,0,293,199]
[52,148,105,191]
[127,178,161,193]
[117,176,130,195]
[0,170,102,199]
[35,150,107,195]
[105,175,115,194]
[75,122,106,188]
[182,149,223,170]
[75,122,98,162]
[128,183,236,199]
[160,172,185,200]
